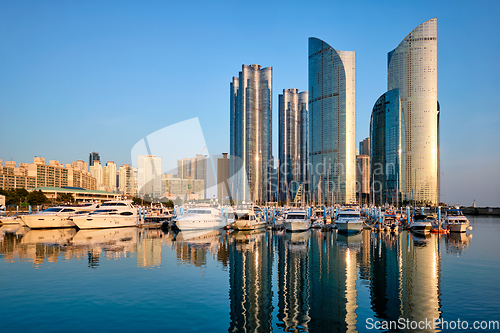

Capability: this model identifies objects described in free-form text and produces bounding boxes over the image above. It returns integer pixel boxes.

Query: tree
[56,193,75,204]
[27,190,49,206]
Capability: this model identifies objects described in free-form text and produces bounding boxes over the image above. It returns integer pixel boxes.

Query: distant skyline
[1,0,499,206]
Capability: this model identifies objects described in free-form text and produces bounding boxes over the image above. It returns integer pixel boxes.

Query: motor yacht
[232,209,266,231]
[284,210,311,232]
[335,208,364,234]
[173,206,227,231]
[409,214,433,234]
[443,208,470,233]
[20,203,98,229]
[71,201,137,229]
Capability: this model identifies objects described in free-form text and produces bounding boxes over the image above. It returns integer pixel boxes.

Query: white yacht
[443,208,470,233]
[409,214,433,234]
[284,210,311,232]
[173,207,227,231]
[20,204,97,229]
[0,213,27,225]
[71,201,137,229]
[232,209,266,231]
[336,209,364,234]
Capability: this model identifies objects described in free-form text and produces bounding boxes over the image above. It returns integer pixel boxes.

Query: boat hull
[336,221,363,234]
[21,214,76,229]
[174,219,226,231]
[284,220,311,232]
[232,219,267,231]
[410,222,432,234]
[72,216,137,229]
[445,223,469,233]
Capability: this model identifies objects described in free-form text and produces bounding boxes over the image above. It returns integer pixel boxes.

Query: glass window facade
[308,38,356,204]
[387,18,439,204]
[230,65,273,203]
[278,89,308,202]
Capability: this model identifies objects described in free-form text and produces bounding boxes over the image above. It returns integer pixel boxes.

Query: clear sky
[0,0,499,206]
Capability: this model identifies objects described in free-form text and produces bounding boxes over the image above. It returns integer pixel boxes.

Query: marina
[1,214,499,332]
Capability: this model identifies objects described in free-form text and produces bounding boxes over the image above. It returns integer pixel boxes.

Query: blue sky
[0,0,499,206]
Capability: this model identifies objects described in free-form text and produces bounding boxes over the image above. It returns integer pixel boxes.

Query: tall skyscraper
[89,152,100,167]
[372,18,439,205]
[230,64,273,203]
[278,88,308,203]
[356,155,370,205]
[370,89,403,205]
[137,155,162,199]
[308,38,356,204]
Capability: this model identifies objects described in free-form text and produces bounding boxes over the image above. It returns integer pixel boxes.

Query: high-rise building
[308,38,356,204]
[137,155,162,199]
[217,153,230,203]
[359,138,370,157]
[176,155,207,199]
[89,152,100,167]
[278,88,308,203]
[103,161,117,193]
[379,18,439,205]
[119,164,136,197]
[370,89,403,205]
[89,161,104,190]
[230,64,273,203]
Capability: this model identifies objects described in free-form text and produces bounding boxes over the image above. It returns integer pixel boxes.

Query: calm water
[1,216,499,332]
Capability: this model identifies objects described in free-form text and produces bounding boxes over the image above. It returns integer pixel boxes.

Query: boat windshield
[186,209,213,215]
[287,214,306,220]
[338,213,360,218]
[43,207,64,213]
[101,202,128,207]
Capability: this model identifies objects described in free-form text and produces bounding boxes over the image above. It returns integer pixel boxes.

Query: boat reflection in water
[21,228,77,245]
[445,232,472,257]
[173,229,229,269]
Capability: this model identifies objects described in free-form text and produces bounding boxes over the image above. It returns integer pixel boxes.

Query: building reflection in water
[228,229,274,332]
[277,230,311,332]
[364,230,443,332]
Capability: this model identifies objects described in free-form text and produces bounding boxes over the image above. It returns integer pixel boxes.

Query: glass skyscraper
[308,38,356,204]
[385,18,439,204]
[230,64,273,203]
[278,89,308,203]
[370,89,404,205]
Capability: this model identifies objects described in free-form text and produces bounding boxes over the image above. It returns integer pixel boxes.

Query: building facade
[356,155,370,205]
[137,155,162,199]
[89,161,104,190]
[386,18,439,204]
[230,64,273,203]
[278,88,308,203]
[370,89,404,205]
[359,138,370,157]
[119,164,136,197]
[103,161,117,193]
[217,153,230,203]
[0,158,96,191]
[308,37,356,204]
[89,151,100,167]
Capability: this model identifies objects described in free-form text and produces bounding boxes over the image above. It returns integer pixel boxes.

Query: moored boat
[443,208,470,233]
[173,206,227,231]
[409,214,433,234]
[335,208,364,234]
[71,201,137,229]
[20,203,98,229]
[284,210,311,232]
